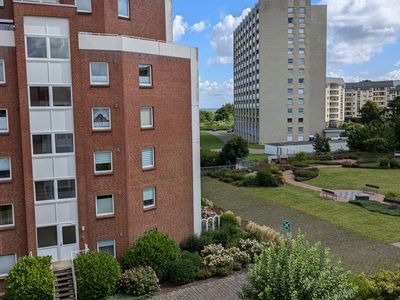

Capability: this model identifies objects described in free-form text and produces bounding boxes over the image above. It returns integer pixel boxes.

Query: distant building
[325,78,345,127]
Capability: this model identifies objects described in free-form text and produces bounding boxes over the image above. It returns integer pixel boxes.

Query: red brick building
[0,0,201,290]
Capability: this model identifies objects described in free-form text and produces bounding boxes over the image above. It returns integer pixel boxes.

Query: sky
[172,0,400,108]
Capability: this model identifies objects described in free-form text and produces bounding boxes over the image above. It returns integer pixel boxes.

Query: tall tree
[214,103,234,122]
[313,133,330,154]
[386,96,400,120]
[219,137,249,164]
[360,101,383,124]
[199,110,214,123]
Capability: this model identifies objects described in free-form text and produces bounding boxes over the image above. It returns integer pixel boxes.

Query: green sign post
[282,219,292,239]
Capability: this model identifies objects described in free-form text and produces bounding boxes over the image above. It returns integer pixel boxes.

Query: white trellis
[201,215,221,232]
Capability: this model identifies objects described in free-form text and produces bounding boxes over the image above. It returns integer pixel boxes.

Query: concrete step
[53,265,76,300]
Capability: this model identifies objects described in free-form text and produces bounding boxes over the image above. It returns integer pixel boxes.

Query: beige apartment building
[233,0,327,144]
[325,78,345,127]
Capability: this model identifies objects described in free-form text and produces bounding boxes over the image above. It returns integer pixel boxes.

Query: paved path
[152,272,246,300]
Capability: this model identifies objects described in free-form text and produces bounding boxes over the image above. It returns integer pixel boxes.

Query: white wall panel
[52,110,74,131]
[47,18,69,36]
[30,110,52,132]
[49,62,71,84]
[24,17,46,35]
[36,204,57,226]
[27,62,49,84]
[57,202,78,223]
[32,158,54,180]
[54,156,76,177]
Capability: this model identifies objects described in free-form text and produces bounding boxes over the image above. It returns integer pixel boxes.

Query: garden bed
[349,200,400,217]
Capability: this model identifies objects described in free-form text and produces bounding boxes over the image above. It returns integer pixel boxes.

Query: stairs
[53,262,76,300]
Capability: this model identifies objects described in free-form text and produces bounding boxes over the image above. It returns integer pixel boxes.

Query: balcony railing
[0,23,15,31]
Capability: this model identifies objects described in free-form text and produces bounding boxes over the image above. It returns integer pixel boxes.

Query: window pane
[50,38,69,59]
[0,109,7,131]
[140,107,153,128]
[0,157,10,179]
[96,195,114,215]
[35,181,55,201]
[93,108,111,129]
[77,0,91,12]
[142,148,154,169]
[27,37,47,58]
[118,0,129,17]
[55,134,74,153]
[143,187,155,207]
[0,254,16,275]
[37,226,57,248]
[98,240,115,257]
[62,225,76,245]
[90,62,109,84]
[53,87,72,106]
[30,86,50,107]
[0,205,13,226]
[0,60,4,83]
[58,179,76,199]
[139,65,152,86]
[32,135,52,155]
[95,152,112,172]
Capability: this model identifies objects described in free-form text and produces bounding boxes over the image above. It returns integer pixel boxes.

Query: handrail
[70,244,89,300]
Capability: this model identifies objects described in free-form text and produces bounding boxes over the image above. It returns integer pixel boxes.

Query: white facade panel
[32,158,54,180]
[52,110,74,131]
[54,156,76,177]
[35,204,57,226]
[30,110,52,132]
[24,16,47,35]
[49,62,71,84]
[0,31,16,47]
[27,62,49,84]
[57,202,78,223]
[46,18,69,36]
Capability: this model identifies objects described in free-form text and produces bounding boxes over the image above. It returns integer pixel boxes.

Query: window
[0,254,16,276]
[90,62,109,85]
[299,28,305,34]
[298,136,304,142]
[76,0,92,12]
[35,181,55,201]
[0,59,5,84]
[0,109,8,133]
[96,195,114,216]
[299,58,305,65]
[287,136,293,142]
[287,118,293,124]
[288,18,293,24]
[299,18,305,24]
[287,98,294,105]
[58,179,76,199]
[299,127,304,133]
[26,37,47,58]
[98,240,115,257]
[118,0,130,18]
[142,148,155,169]
[299,78,304,84]
[288,78,293,84]
[288,7,294,13]
[0,0,3,7]
[288,88,293,94]
[288,28,293,34]
[288,48,293,54]
[30,86,50,107]
[298,98,305,105]
[94,151,113,174]
[299,7,306,13]
[288,69,293,76]
[298,88,305,95]
[299,48,305,55]
[299,69,305,76]
[32,135,52,155]
[50,38,69,59]
[299,38,305,44]
[288,108,293,114]
[299,108,305,114]
[288,58,293,64]
[92,108,111,130]
[37,226,57,248]
[0,157,11,180]
[55,134,74,153]
[288,127,293,134]
[288,38,294,45]
[62,225,77,245]
[298,117,304,123]
[143,187,155,208]
[139,65,152,87]
[140,107,153,129]
[53,87,72,106]
[0,205,14,227]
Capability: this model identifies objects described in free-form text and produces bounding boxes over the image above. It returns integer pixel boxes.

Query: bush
[240,234,357,300]
[389,159,400,169]
[226,247,250,271]
[181,251,203,270]
[200,149,221,167]
[293,167,320,181]
[238,238,267,262]
[384,193,400,205]
[169,252,203,286]
[5,256,56,300]
[219,137,249,164]
[122,231,181,281]
[353,269,400,300]
[220,211,240,227]
[379,157,390,168]
[74,252,121,300]
[245,221,281,245]
[180,233,213,253]
[119,266,160,297]
[349,200,400,216]
[256,170,279,187]
[239,173,258,187]
[294,152,307,162]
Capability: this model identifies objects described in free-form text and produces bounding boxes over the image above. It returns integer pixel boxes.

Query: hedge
[349,200,400,217]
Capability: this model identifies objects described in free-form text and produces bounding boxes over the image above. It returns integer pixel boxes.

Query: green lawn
[200,131,225,149]
[246,153,268,162]
[249,143,265,150]
[307,167,400,195]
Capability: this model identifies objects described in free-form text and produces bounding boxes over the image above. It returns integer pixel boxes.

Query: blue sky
[172,0,400,108]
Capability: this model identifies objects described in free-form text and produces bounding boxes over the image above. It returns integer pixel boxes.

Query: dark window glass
[57,179,76,199]
[53,87,72,106]
[55,134,74,153]
[0,205,13,226]
[27,37,47,58]
[35,181,55,201]
[32,135,52,155]
[30,86,50,107]
[62,225,76,245]
[37,226,57,248]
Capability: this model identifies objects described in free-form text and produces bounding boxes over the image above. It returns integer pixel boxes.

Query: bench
[363,184,380,194]
[321,189,337,200]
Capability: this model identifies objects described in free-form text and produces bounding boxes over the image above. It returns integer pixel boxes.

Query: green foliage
[74,252,121,300]
[389,159,400,169]
[353,269,400,300]
[379,157,390,168]
[5,256,55,300]
[313,133,331,154]
[220,210,240,227]
[119,266,160,297]
[360,100,383,124]
[200,149,221,167]
[294,152,307,161]
[199,110,214,123]
[122,231,180,281]
[256,170,279,187]
[384,193,400,205]
[349,199,400,216]
[180,233,213,253]
[293,167,320,181]
[219,137,249,164]
[240,234,357,300]
[386,96,400,120]
[239,173,258,187]
[169,252,203,286]
[214,103,234,122]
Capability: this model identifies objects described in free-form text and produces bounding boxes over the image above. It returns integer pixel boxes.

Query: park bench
[321,189,337,201]
[363,184,380,194]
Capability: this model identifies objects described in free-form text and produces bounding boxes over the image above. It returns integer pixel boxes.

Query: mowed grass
[248,184,400,243]
[200,131,225,150]
[307,167,400,195]
[246,153,268,161]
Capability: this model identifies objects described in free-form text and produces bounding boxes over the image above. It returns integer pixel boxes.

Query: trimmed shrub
[200,149,221,167]
[384,193,400,205]
[226,247,250,271]
[389,159,400,169]
[239,173,258,187]
[240,234,357,300]
[293,167,319,181]
[74,252,121,300]
[245,221,281,245]
[353,269,400,300]
[379,157,390,168]
[122,231,180,281]
[238,238,267,262]
[119,266,160,297]
[349,200,400,217]
[294,152,307,162]
[201,244,234,277]
[256,170,279,187]
[220,211,240,227]
[180,233,213,253]
[5,256,56,300]
[181,251,203,270]
[169,253,202,286]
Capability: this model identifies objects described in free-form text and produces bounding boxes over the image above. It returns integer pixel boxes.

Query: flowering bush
[226,247,250,271]
[119,266,160,297]
[238,238,267,262]
[246,221,281,244]
[202,206,216,219]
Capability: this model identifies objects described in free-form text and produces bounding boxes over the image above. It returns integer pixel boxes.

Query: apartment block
[0,0,200,289]
[325,77,345,127]
[234,0,327,144]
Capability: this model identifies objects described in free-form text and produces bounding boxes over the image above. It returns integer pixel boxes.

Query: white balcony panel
[57,202,78,223]
[30,110,52,132]
[24,17,46,35]
[54,156,76,177]
[52,110,74,131]
[49,62,71,84]
[32,157,54,180]
[47,18,69,36]
[27,62,49,84]
[35,204,57,226]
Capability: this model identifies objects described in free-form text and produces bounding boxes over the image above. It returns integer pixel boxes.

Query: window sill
[94,172,113,176]
[90,84,110,88]
[0,225,15,232]
[141,127,154,131]
[0,179,12,183]
[77,11,92,15]
[118,16,131,20]
[142,167,156,172]
[139,85,153,89]
[0,131,10,136]
[96,215,115,220]
[143,206,157,212]
[92,128,112,133]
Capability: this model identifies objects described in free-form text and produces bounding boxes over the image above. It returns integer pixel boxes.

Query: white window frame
[95,195,115,217]
[141,148,155,170]
[139,64,152,87]
[143,187,156,209]
[90,62,109,86]
[0,204,15,228]
[76,0,92,13]
[140,107,154,129]
[92,107,112,131]
[94,151,113,174]
[0,59,5,84]
[118,0,130,18]
[97,240,116,258]
[0,0,4,7]
[0,157,12,181]
[0,253,17,277]
[0,108,9,133]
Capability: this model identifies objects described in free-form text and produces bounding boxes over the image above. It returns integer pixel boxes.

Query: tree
[313,133,330,154]
[360,101,383,124]
[214,103,234,122]
[219,137,249,164]
[199,110,214,124]
[385,96,400,120]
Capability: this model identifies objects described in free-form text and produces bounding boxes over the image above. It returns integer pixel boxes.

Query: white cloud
[320,0,400,65]
[377,69,400,80]
[173,15,188,42]
[208,8,251,64]
[191,21,206,32]
[200,78,233,108]
[395,60,400,67]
